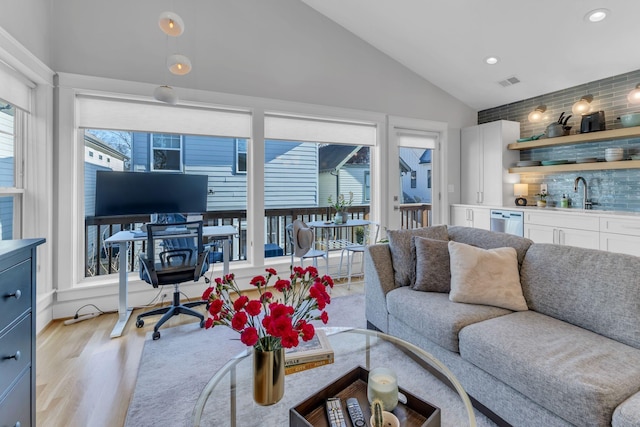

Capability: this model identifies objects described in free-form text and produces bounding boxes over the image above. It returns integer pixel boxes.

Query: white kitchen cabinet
[524,211,600,250]
[461,120,520,206]
[451,205,491,230]
[599,216,640,256]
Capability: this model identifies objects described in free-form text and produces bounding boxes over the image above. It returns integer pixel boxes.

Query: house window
[410,171,417,188]
[236,139,247,174]
[152,133,183,171]
[428,170,432,189]
[89,151,94,157]
[98,154,103,160]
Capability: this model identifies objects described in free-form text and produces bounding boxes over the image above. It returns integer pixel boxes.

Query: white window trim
[150,133,183,172]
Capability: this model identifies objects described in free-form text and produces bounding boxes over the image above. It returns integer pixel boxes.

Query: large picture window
[0,101,24,240]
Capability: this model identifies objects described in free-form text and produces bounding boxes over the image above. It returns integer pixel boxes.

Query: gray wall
[48,0,475,126]
[479,69,640,211]
[0,0,51,66]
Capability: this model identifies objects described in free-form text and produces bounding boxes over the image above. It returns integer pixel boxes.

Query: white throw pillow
[448,241,528,311]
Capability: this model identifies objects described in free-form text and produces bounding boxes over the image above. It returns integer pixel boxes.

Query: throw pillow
[448,241,528,311]
[413,237,451,293]
[387,225,449,287]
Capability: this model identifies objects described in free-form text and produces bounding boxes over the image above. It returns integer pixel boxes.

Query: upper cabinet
[507,127,640,173]
[461,120,520,205]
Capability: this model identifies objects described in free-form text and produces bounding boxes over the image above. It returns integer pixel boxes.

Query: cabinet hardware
[7,289,22,299]
[4,350,21,361]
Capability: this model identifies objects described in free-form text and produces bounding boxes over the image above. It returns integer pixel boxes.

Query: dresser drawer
[0,371,31,427]
[0,259,31,331]
[0,315,31,397]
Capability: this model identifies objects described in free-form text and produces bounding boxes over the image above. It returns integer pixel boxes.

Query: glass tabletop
[192,327,476,427]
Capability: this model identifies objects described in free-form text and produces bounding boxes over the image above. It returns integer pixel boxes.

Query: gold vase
[253,347,285,406]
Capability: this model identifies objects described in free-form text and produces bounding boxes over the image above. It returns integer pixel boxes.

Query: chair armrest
[614,391,640,427]
[138,255,159,287]
[364,243,397,333]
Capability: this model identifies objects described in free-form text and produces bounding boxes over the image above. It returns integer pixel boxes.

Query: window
[236,139,247,174]
[0,101,24,240]
[98,154,103,160]
[89,151,94,157]
[152,134,182,171]
[364,171,371,201]
[410,171,417,188]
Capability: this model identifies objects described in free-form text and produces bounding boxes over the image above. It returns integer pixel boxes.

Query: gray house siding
[130,133,319,211]
[320,165,368,208]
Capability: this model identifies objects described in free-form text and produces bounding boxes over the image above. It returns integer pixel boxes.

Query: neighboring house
[400,147,432,203]
[129,133,320,210]
[318,145,369,207]
[0,106,13,240]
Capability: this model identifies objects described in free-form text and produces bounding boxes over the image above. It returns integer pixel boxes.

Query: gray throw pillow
[387,225,449,287]
[413,237,451,293]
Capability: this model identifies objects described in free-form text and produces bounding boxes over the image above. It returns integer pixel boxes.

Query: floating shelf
[507,127,640,151]
[509,160,640,174]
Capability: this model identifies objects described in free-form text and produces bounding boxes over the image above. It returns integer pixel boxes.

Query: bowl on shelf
[605,148,624,162]
[620,113,640,128]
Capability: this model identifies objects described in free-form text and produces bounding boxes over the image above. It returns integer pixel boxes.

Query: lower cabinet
[450,205,491,230]
[599,216,640,256]
[523,211,600,250]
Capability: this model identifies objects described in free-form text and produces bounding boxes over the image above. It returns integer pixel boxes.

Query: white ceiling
[301,0,640,111]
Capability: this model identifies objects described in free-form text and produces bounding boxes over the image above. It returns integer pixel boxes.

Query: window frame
[150,133,183,172]
[0,102,25,239]
[235,138,247,174]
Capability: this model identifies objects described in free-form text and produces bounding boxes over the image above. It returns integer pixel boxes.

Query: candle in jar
[367,368,398,411]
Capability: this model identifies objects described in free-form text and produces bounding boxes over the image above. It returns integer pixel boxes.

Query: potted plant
[328,192,354,224]
[535,191,548,207]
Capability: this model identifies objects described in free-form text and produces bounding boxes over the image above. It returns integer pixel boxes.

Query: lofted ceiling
[301,0,640,111]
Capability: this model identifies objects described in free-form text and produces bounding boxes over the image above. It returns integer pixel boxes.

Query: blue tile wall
[478,69,640,211]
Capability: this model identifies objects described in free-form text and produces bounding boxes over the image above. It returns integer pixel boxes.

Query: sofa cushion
[447,226,533,267]
[521,244,640,349]
[386,287,512,352]
[412,237,451,292]
[387,225,449,287]
[459,311,640,427]
[614,393,640,427]
[448,241,528,311]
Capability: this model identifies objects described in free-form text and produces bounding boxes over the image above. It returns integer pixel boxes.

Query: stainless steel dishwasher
[490,210,524,237]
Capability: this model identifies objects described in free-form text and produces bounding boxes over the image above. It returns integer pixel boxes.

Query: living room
[1,1,640,426]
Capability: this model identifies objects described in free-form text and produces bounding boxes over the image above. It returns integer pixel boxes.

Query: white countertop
[451,204,640,218]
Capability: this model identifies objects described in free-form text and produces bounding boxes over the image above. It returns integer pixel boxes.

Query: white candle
[367,368,399,411]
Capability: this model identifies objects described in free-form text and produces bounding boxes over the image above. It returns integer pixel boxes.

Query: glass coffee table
[192,328,476,427]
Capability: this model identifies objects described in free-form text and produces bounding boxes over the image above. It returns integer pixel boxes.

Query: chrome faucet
[574,176,591,209]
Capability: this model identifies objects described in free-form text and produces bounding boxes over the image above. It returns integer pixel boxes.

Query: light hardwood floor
[35,279,364,427]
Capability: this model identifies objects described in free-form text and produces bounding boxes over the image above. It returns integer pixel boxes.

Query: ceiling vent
[498,76,521,87]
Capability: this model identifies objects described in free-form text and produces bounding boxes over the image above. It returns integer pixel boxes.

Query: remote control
[325,397,347,427]
[346,397,366,427]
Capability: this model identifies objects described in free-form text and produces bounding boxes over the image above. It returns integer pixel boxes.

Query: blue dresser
[0,238,45,427]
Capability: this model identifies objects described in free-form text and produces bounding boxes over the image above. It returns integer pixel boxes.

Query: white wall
[0,0,51,66]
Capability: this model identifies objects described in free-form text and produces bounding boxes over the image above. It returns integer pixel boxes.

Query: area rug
[125,293,495,427]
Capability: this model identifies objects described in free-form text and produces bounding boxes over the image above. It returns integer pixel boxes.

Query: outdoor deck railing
[84,203,431,277]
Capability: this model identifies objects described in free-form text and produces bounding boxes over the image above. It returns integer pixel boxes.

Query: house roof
[318,145,363,172]
[84,134,128,161]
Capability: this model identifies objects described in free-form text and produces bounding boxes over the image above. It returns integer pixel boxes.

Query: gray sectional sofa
[364,225,640,427]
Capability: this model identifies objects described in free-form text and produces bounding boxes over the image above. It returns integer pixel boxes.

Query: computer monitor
[94,171,208,217]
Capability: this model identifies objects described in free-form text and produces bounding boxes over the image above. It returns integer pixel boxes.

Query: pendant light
[158,11,184,36]
[167,54,192,75]
[153,85,178,105]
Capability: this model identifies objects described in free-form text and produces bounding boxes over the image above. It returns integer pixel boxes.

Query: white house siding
[400,148,432,203]
[320,165,369,208]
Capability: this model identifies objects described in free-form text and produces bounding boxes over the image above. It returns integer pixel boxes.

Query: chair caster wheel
[152,331,161,340]
[136,319,144,328]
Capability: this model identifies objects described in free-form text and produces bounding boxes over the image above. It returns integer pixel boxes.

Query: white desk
[105,225,237,338]
[306,219,370,275]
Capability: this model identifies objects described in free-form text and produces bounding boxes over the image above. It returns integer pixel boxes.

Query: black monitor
[94,171,208,217]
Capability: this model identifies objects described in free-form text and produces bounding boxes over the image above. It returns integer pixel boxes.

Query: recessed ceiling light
[485,56,499,65]
[585,8,610,23]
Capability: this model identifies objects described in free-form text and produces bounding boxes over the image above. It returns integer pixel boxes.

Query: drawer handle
[7,289,22,299]
[4,350,21,361]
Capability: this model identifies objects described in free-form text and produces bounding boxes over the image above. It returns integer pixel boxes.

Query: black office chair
[135,220,210,340]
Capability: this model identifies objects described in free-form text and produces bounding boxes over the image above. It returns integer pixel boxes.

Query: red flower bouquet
[202,265,334,351]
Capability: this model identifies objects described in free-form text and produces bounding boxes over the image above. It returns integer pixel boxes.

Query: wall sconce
[514,183,529,206]
[527,105,546,123]
[159,11,185,36]
[167,54,192,75]
[628,83,640,104]
[571,95,593,115]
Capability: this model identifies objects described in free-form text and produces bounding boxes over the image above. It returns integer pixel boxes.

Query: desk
[306,219,370,275]
[105,225,237,338]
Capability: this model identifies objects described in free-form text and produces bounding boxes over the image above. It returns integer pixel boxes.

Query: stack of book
[284,329,334,375]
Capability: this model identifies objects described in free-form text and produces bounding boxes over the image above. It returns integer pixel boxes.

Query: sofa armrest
[364,243,397,333]
[613,391,640,427]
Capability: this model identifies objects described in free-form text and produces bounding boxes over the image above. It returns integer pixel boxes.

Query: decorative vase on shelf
[253,347,285,406]
[537,200,547,207]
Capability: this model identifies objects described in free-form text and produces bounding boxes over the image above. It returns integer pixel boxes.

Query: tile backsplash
[478,69,640,211]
